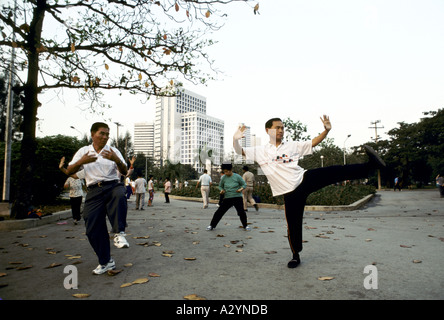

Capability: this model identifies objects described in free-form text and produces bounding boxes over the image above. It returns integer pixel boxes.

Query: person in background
[134,173,147,210]
[164,178,171,203]
[207,163,250,231]
[242,165,258,212]
[196,169,212,209]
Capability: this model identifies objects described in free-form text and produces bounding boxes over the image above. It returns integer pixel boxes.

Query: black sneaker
[287,254,301,268]
[363,145,386,169]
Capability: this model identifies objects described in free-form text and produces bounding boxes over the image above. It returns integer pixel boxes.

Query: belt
[88,180,119,189]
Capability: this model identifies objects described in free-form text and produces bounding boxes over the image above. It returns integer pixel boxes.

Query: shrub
[171,183,376,206]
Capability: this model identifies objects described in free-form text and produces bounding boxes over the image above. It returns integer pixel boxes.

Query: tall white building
[133,122,154,158]
[154,87,224,173]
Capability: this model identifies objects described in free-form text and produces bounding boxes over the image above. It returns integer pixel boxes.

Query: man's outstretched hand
[320,115,332,132]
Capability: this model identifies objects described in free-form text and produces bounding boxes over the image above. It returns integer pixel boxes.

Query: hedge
[170,184,376,206]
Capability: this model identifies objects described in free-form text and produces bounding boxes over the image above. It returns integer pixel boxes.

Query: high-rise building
[153,87,224,173]
[133,122,154,158]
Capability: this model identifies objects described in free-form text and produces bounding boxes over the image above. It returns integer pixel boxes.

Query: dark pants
[283,163,371,257]
[210,197,248,228]
[83,181,127,265]
[69,196,83,221]
[164,192,170,203]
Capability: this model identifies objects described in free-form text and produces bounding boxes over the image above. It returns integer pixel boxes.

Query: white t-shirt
[69,144,126,187]
[244,140,312,196]
[198,173,212,186]
[134,178,147,193]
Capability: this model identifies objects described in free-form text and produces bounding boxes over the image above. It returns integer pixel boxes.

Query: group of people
[57,116,386,274]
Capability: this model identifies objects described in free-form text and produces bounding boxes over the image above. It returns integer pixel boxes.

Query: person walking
[196,169,212,208]
[164,178,171,203]
[233,116,386,268]
[66,122,129,275]
[59,157,85,225]
[242,165,258,212]
[134,173,147,210]
[147,175,155,206]
[394,177,402,191]
[207,163,250,231]
[436,174,444,198]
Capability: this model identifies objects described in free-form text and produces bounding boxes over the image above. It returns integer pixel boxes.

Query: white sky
[36,0,444,154]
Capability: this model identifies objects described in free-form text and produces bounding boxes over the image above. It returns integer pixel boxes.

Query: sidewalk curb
[0,210,72,232]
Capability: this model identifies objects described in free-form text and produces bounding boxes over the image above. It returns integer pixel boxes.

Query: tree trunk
[11,0,46,219]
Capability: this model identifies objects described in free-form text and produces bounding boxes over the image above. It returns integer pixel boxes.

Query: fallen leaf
[45,263,62,269]
[216,234,225,237]
[124,263,133,267]
[365,239,372,242]
[0,273,7,277]
[184,294,206,300]
[184,257,196,261]
[107,269,123,276]
[265,251,277,254]
[148,272,160,277]
[120,283,133,288]
[400,245,412,248]
[133,236,150,239]
[412,260,422,263]
[72,293,90,298]
[318,276,335,281]
[132,278,149,284]
[16,265,32,271]
[162,254,173,258]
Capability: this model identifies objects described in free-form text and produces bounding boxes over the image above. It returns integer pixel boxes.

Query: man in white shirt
[196,169,212,208]
[234,116,386,268]
[66,122,129,275]
[134,174,147,210]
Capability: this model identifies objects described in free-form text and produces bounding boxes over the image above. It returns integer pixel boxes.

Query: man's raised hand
[233,125,247,140]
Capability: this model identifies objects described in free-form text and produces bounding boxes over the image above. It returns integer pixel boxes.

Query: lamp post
[343,134,351,165]
[114,122,123,147]
[320,155,324,168]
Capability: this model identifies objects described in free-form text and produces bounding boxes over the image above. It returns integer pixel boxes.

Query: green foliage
[0,135,85,205]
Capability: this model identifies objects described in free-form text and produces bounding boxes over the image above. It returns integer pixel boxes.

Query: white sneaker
[92,258,116,275]
[245,226,251,231]
[114,232,129,248]
[206,225,214,231]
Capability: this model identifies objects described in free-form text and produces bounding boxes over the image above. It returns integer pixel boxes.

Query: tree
[383,109,444,187]
[282,117,311,142]
[0,0,258,218]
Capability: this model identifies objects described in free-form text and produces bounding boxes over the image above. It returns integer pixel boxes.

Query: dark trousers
[164,192,170,203]
[283,163,371,257]
[83,182,127,265]
[210,197,248,228]
[69,196,83,221]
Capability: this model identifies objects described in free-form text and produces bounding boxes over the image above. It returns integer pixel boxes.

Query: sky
[35,0,444,155]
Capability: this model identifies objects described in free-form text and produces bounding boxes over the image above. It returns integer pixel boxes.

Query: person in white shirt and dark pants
[67,122,129,275]
[234,116,386,268]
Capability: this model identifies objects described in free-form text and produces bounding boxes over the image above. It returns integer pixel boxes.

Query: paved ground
[0,189,443,304]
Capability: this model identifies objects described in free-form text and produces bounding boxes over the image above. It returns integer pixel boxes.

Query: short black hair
[90,122,109,133]
[265,118,283,129]
[243,166,249,171]
[221,163,233,171]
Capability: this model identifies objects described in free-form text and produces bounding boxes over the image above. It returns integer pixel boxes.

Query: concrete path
[0,189,443,302]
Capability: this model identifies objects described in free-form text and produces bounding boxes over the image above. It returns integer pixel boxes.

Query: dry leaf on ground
[72,293,90,298]
[184,294,206,300]
[318,276,335,281]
